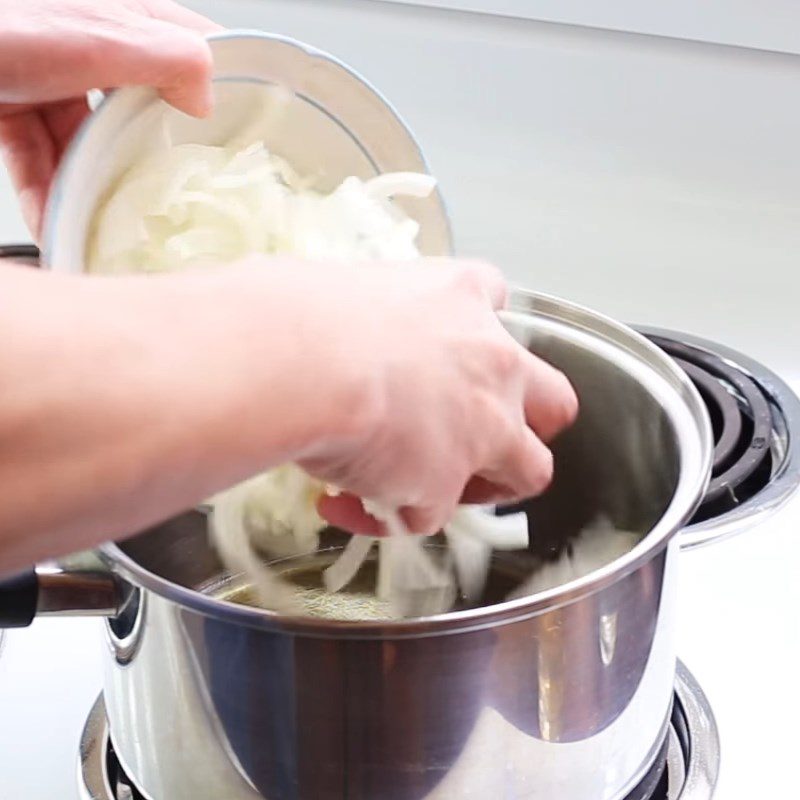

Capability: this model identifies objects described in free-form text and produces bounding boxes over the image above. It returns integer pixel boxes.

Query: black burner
[622,733,670,800]
[646,335,774,523]
[104,739,137,800]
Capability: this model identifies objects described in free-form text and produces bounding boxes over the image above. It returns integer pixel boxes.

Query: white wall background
[376,0,800,56]
[193,0,800,386]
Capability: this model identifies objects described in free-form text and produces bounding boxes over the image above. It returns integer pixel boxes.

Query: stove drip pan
[78,661,719,800]
[640,328,800,547]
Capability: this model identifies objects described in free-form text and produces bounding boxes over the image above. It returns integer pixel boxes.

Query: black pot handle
[0,244,40,267]
[0,568,39,628]
[0,565,123,628]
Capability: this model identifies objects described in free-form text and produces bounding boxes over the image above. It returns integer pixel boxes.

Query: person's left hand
[0,0,220,238]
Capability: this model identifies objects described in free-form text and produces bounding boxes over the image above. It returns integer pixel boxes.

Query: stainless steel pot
[0,290,714,800]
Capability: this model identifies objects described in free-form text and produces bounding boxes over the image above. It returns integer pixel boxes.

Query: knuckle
[404,505,446,535]
[173,40,213,84]
[454,263,487,296]
[552,373,580,430]
[491,339,520,379]
[455,259,504,297]
[187,41,214,80]
[529,445,555,495]
[509,438,553,498]
[154,32,212,90]
[467,258,503,283]
[474,337,521,390]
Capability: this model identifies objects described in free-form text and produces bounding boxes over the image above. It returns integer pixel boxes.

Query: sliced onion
[209,482,299,613]
[507,515,640,600]
[323,535,375,593]
[88,141,431,273]
[364,172,437,199]
[442,507,528,603]
[445,507,528,549]
[443,529,491,604]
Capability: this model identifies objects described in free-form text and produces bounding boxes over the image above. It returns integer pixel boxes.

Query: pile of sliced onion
[88,140,436,272]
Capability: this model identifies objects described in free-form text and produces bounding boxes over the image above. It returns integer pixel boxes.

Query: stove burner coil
[639,328,800,548]
[646,336,773,523]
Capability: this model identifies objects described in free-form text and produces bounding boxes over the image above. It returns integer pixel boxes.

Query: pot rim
[99,289,714,640]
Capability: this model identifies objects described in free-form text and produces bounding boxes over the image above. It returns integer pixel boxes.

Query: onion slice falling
[364,172,437,199]
[323,535,376,593]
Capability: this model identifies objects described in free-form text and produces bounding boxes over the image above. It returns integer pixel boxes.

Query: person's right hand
[0,254,576,569]
[256,256,580,535]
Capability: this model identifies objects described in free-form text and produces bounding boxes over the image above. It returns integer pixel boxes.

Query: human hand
[0,0,219,238]
[266,256,580,535]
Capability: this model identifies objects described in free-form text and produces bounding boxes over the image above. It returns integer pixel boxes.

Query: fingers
[519,349,579,442]
[42,97,90,159]
[319,492,457,538]
[107,18,215,117]
[319,425,560,538]
[318,494,457,538]
[308,258,574,540]
[460,475,518,505]
[318,493,448,538]
[484,425,555,498]
[463,352,574,507]
[0,98,90,239]
[106,9,217,118]
[0,3,217,238]
[400,505,451,536]
[0,111,55,239]
[318,494,384,536]
[0,8,215,118]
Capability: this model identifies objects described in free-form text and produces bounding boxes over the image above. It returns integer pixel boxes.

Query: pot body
[0,284,710,797]
[103,540,679,800]
[96,290,710,800]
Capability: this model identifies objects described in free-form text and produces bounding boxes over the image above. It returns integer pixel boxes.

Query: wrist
[230,260,385,464]
[125,263,382,482]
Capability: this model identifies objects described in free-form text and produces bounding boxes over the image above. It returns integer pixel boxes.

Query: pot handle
[0,564,125,628]
[0,569,38,627]
[0,244,40,266]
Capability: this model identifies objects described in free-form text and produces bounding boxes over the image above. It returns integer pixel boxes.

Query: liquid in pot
[207,548,529,621]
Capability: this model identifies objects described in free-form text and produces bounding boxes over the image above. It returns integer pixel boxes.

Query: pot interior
[114,304,689,617]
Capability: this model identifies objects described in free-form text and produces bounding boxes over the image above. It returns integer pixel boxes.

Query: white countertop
[1,1,799,797]
[0,618,103,799]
